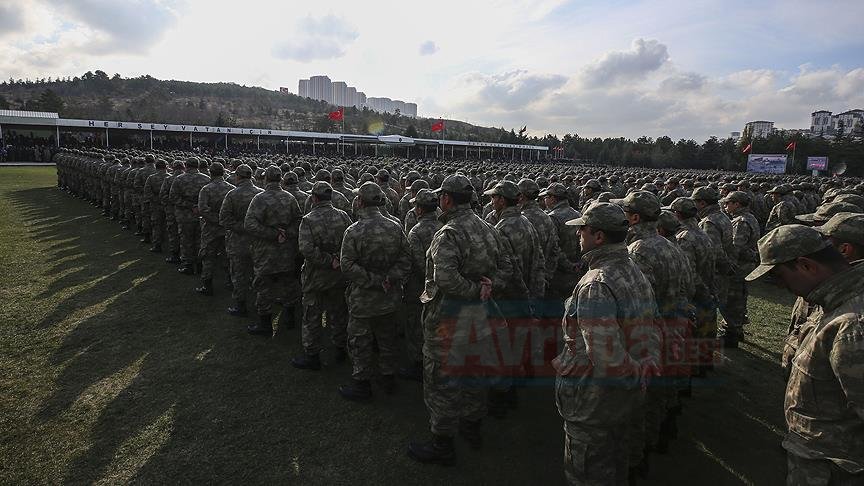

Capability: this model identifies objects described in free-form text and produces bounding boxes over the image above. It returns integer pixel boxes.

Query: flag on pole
[328,107,344,121]
[785,141,796,151]
[431,120,445,132]
[742,143,752,154]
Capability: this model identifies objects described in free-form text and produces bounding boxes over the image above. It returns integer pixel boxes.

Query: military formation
[54,147,864,485]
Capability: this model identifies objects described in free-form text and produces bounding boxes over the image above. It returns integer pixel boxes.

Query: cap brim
[483,188,500,196]
[745,263,775,281]
[409,197,417,204]
[565,216,588,226]
[795,213,817,223]
[609,198,626,205]
[431,187,444,194]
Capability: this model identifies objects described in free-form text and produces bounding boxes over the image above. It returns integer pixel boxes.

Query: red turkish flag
[431,120,444,132]
[741,143,752,154]
[786,141,796,151]
[328,107,344,121]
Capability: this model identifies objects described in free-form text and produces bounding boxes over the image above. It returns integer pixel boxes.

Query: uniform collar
[806,262,864,312]
[583,242,629,269]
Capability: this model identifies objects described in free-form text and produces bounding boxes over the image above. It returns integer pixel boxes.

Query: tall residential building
[347,86,357,107]
[392,100,406,115]
[356,91,366,107]
[835,109,864,135]
[309,75,332,104]
[404,102,418,118]
[331,81,348,107]
[810,110,833,135]
[743,120,774,139]
[366,97,392,113]
[298,79,310,98]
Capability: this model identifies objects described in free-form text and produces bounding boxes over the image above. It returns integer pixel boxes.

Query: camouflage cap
[331,168,345,182]
[796,202,862,224]
[832,194,864,210]
[353,181,386,205]
[766,184,792,195]
[484,180,520,200]
[410,179,430,192]
[517,178,540,198]
[311,181,333,198]
[315,169,331,181]
[657,210,681,233]
[816,212,864,246]
[565,202,629,232]
[691,186,719,201]
[584,179,602,190]
[282,170,298,184]
[171,160,185,170]
[664,196,698,216]
[433,174,474,195]
[185,157,200,168]
[610,190,661,218]
[720,191,750,206]
[410,188,439,207]
[234,164,253,178]
[265,165,282,182]
[745,224,832,281]
[538,182,568,198]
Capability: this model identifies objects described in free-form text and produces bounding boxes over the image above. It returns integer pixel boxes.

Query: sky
[1,0,863,141]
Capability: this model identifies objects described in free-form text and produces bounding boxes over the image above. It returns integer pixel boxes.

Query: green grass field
[0,167,795,485]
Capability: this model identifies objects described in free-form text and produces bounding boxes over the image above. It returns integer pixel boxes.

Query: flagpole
[341,107,345,157]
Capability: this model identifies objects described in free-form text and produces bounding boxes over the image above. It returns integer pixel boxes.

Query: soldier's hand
[639,359,661,392]
[479,276,493,301]
[277,228,287,243]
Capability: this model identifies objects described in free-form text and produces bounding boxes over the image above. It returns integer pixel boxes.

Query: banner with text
[747,154,787,174]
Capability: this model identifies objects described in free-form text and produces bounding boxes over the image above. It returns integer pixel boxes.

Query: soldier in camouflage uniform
[244,165,303,336]
[170,157,210,274]
[337,182,411,401]
[554,202,660,485]
[692,186,736,341]
[659,178,686,206]
[196,162,235,296]
[745,225,864,485]
[408,174,514,465]
[160,161,183,263]
[291,182,353,371]
[518,178,559,292]
[218,164,262,317]
[766,184,799,232]
[134,154,157,243]
[144,160,170,253]
[403,179,430,233]
[720,191,761,346]
[541,183,582,300]
[398,189,442,382]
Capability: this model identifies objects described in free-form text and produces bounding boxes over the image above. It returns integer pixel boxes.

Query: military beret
[353,181,386,204]
[235,164,253,178]
[434,174,474,195]
[691,186,719,201]
[566,202,629,232]
[517,178,540,198]
[816,212,864,246]
[796,202,861,224]
[410,188,439,207]
[720,191,750,206]
[484,180,520,200]
[610,190,661,218]
[745,224,832,281]
[538,182,568,198]
[311,181,333,197]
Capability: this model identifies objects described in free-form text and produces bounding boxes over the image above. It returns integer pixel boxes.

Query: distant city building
[730,131,741,140]
[810,110,833,136]
[808,108,863,137]
[294,75,417,115]
[835,109,864,135]
[743,120,775,139]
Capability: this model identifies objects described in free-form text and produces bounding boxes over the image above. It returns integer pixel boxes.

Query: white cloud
[580,38,670,87]
[419,40,438,56]
[271,15,359,62]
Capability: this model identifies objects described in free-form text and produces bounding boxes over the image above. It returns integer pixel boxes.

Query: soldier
[291,181,353,371]
[660,178,686,206]
[745,225,864,485]
[554,202,660,485]
[219,164,262,317]
[408,174,513,465]
[196,162,235,296]
[144,159,170,253]
[160,161,184,264]
[134,154,157,244]
[518,178,559,292]
[169,157,210,275]
[579,179,602,213]
[541,183,582,301]
[244,165,303,336]
[765,184,799,231]
[337,181,411,401]
[403,179,430,233]
[720,191,761,347]
[692,185,736,340]
[281,170,309,210]
[398,189,442,381]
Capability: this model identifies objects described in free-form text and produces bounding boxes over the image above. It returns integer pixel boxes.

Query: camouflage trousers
[123,191,135,223]
[347,312,398,381]
[227,247,253,302]
[139,202,151,234]
[423,355,487,437]
[722,276,748,334]
[301,286,348,354]
[111,192,122,219]
[149,205,166,247]
[564,423,629,486]
[164,210,179,254]
[404,301,423,363]
[102,186,111,209]
[177,220,201,266]
[786,453,864,486]
[253,271,300,315]
[198,230,224,280]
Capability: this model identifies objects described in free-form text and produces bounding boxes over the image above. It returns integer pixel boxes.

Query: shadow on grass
[6,184,789,485]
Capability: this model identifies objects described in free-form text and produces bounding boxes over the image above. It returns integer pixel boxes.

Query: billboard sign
[747,154,787,174]
[807,156,828,170]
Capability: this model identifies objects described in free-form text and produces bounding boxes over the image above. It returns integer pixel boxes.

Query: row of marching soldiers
[53,148,864,485]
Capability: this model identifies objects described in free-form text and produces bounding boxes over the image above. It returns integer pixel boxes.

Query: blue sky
[1,0,862,141]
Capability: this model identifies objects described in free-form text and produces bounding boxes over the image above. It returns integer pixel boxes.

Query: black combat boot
[338,379,372,402]
[458,419,483,450]
[247,314,273,336]
[149,243,162,253]
[228,300,247,317]
[407,435,456,466]
[397,360,423,382]
[195,278,213,296]
[291,353,321,371]
[277,305,296,330]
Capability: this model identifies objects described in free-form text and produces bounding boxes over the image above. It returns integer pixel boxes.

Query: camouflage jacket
[303,190,352,216]
[405,212,442,301]
[675,218,716,300]
[766,197,799,232]
[298,201,352,293]
[144,171,170,207]
[170,169,210,223]
[340,206,411,318]
[546,200,582,271]
[627,221,691,318]
[134,164,157,195]
[660,187,686,206]
[521,200,560,284]
[729,208,761,275]
[244,182,301,275]
[219,180,262,253]
[198,178,235,239]
[698,204,736,275]
[553,242,660,427]
[159,173,177,210]
[783,262,864,473]
[494,206,545,299]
